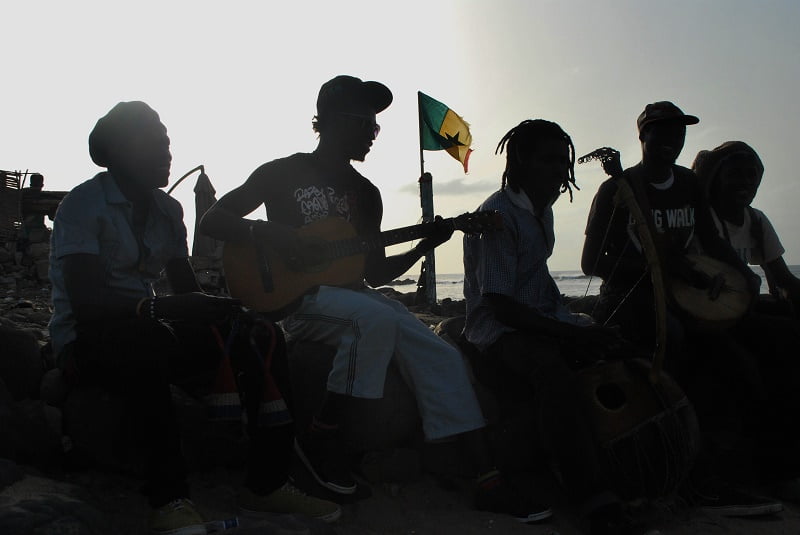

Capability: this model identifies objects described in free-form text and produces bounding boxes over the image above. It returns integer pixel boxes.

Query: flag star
[436,131,465,148]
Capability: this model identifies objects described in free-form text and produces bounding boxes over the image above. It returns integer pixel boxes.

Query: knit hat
[691,140,764,196]
[88,101,160,167]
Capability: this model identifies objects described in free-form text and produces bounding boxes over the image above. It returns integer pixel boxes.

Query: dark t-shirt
[246,152,383,235]
[585,164,702,297]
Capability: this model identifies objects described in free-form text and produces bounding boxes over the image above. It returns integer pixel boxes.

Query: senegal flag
[418,92,473,173]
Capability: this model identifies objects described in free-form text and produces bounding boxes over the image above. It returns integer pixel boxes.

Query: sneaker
[238,482,342,523]
[294,434,357,494]
[586,504,660,535]
[691,484,783,516]
[474,471,553,523]
[148,498,206,535]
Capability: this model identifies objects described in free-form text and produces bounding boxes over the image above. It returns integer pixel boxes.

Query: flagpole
[417,92,437,305]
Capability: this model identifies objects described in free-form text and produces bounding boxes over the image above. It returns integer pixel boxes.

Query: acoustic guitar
[223,211,502,315]
[667,253,753,331]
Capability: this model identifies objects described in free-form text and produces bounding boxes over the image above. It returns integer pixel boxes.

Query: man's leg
[281,286,402,494]
[75,319,190,508]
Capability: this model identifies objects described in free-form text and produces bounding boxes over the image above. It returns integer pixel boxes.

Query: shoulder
[673,165,699,185]
[595,176,619,198]
[477,190,509,211]
[247,153,312,182]
[749,207,768,223]
[57,173,106,213]
[349,167,381,199]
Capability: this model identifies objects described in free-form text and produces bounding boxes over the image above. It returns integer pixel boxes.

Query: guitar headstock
[452,210,503,234]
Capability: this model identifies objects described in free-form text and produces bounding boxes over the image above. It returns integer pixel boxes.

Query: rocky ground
[2,279,800,534]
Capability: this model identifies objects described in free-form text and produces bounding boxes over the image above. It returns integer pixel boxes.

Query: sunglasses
[337,112,381,138]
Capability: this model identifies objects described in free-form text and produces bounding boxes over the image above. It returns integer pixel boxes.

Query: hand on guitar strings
[415,215,454,254]
[153,292,242,323]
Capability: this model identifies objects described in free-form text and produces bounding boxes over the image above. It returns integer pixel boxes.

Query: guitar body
[223,211,502,315]
[668,253,753,331]
[224,217,366,314]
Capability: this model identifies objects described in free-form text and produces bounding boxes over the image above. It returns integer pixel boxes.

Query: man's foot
[474,470,553,523]
[585,503,660,535]
[691,484,783,516]
[294,434,357,494]
[238,482,342,523]
[148,498,206,535]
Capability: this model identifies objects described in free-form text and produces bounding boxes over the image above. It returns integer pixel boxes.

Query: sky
[3,0,800,276]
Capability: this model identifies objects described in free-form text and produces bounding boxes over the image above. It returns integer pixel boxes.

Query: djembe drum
[578,357,699,499]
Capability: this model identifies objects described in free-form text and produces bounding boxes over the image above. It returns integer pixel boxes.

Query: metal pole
[417,92,436,305]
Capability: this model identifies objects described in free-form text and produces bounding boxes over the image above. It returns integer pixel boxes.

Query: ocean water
[388,265,800,302]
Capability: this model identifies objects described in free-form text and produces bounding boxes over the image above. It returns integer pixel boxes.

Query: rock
[0,322,44,400]
[288,341,421,453]
[9,399,64,472]
[0,475,110,535]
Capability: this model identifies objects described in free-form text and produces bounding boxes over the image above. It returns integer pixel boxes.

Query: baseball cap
[316,75,393,117]
[637,101,699,132]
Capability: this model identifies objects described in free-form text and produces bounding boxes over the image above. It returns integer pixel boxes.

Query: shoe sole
[700,502,784,517]
[294,438,356,495]
[515,508,554,523]
[239,505,342,524]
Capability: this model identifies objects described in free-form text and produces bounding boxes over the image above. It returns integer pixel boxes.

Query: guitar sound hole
[596,383,627,411]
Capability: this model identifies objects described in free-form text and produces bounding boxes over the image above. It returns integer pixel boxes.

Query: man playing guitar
[200,75,551,522]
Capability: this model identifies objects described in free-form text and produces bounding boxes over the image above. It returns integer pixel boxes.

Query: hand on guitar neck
[413,215,454,255]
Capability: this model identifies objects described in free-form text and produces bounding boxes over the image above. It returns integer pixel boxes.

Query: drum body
[578,358,699,499]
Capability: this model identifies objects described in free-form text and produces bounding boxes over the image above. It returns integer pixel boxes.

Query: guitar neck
[325,219,448,260]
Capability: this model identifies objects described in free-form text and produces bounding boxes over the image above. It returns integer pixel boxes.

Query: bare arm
[364,216,453,287]
[581,182,646,279]
[63,254,239,324]
[486,293,619,345]
[763,256,800,301]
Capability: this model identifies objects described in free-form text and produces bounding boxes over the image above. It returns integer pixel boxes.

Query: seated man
[692,140,800,313]
[49,101,340,534]
[463,118,656,535]
[692,141,800,495]
[200,75,550,522]
[581,102,781,516]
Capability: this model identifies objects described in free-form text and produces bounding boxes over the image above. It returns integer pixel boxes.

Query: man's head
[637,101,699,166]
[692,140,764,210]
[313,75,393,161]
[496,119,577,204]
[89,101,172,190]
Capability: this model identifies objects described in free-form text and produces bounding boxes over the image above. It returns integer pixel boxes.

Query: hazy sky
[4,0,799,275]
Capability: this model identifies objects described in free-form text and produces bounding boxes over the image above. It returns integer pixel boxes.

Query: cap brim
[362,81,393,113]
[640,114,700,131]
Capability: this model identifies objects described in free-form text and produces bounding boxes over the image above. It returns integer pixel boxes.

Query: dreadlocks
[496,119,579,202]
